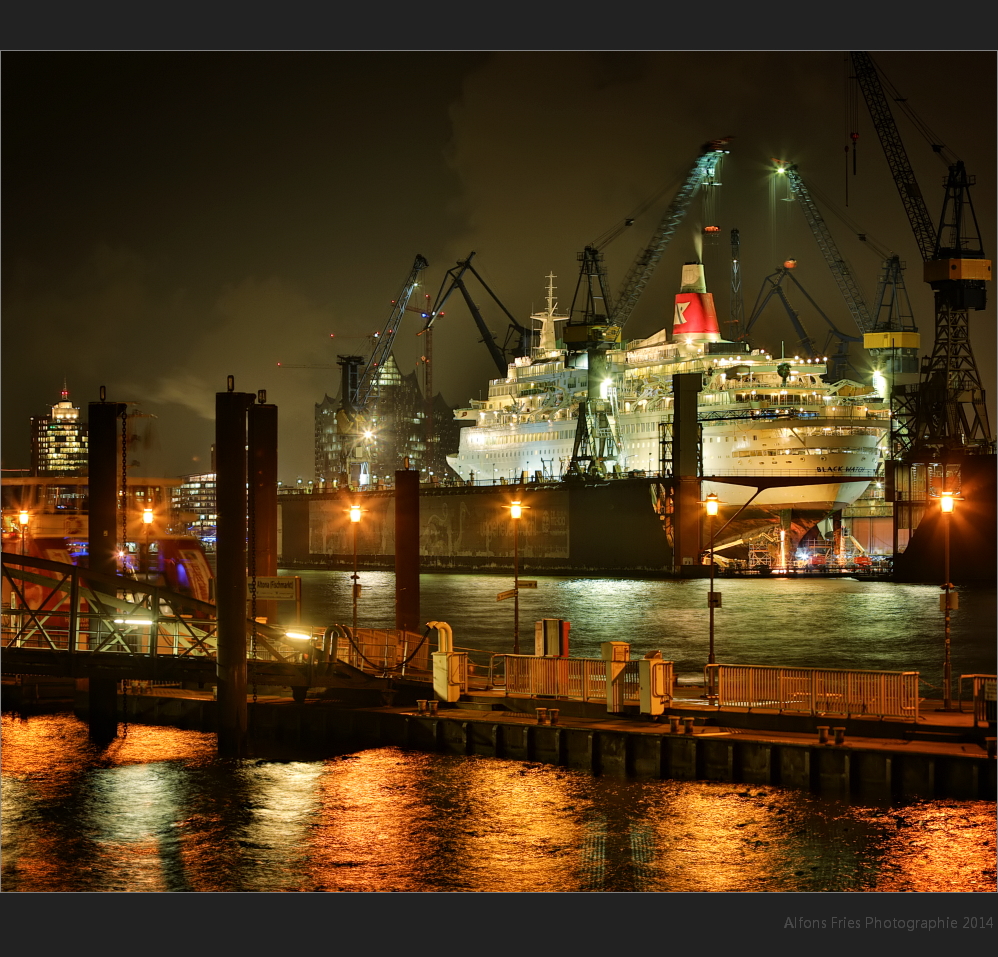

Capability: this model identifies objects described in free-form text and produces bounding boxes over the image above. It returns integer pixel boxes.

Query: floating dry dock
[75,685,997,802]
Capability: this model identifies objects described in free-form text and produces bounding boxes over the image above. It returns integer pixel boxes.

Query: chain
[120,679,129,736]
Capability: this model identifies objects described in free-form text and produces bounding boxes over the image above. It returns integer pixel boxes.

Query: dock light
[17,509,29,555]
[936,486,961,711]
[347,505,363,630]
[503,500,530,654]
[700,492,725,700]
[284,631,312,641]
[142,507,153,524]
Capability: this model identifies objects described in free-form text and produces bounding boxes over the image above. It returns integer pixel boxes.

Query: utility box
[535,619,570,656]
[432,652,463,702]
[638,655,672,716]
[601,641,630,662]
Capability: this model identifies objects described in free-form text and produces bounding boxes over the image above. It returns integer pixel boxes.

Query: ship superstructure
[447,264,890,550]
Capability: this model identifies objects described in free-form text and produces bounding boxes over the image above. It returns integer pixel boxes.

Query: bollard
[536,708,549,725]
[427,700,438,716]
[416,699,427,714]
[548,709,559,726]
[668,715,681,734]
[833,727,846,745]
[683,717,695,734]
[817,726,829,744]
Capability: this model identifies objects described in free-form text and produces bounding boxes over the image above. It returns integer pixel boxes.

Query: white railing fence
[710,664,920,721]
[494,655,664,706]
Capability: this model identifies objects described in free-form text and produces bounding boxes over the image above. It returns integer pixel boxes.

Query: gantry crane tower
[850,52,992,458]
[564,138,731,477]
[777,161,920,386]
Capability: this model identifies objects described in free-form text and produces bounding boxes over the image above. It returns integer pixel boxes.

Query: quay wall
[88,692,997,802]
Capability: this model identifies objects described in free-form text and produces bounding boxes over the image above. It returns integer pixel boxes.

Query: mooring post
[85,394,128,738]
[87,396,128,579]
[248,395,279,625]
[216,383,255,757]
[395,467,420,635]
[672,372,703,576]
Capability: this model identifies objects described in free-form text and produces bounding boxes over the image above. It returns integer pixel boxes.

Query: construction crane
[850,51,992,456]
[563,138,731,478]
[422,252,530,375]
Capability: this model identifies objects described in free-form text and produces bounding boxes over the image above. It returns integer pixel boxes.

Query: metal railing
[493,655,646,705]
[961,674,997,726]
[710,664,920,721]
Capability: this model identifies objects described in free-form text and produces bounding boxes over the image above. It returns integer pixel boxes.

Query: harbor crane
[850,51,992,456]
[776,160,920,380]
[746,263,860,381]
[421,252,531,375]
[564,138,731,478]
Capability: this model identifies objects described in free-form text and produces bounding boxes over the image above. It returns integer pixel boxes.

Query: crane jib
[611,143,730,330]
[355,255,429,410]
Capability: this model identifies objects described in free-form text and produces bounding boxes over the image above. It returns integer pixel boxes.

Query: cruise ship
[447,263,889,550]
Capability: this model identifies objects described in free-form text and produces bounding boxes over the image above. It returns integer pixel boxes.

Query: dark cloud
[3,51,994,481]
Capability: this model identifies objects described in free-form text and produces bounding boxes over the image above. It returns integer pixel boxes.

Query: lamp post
[939,488,955,711]
[704,492,721,700]
[349,504,362,631]
[511,500,522,654]
[142,506,153,580]
[18,509,29,556]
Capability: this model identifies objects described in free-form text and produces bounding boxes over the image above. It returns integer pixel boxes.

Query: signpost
[497,581,537,602]
[249,576,302,622]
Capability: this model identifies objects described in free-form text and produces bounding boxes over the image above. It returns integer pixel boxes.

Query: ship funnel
[673,261,721,341]
[679,262,708,294]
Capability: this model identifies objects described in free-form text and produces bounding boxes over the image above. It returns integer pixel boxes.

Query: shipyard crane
[746,264,860,381]
[563,139,731,478]
[421,252,531,375]
[564,138,731,348]
[777,160,922,381]
[352,255,429,410]
[850,52,992,456]
[728,228,745,339]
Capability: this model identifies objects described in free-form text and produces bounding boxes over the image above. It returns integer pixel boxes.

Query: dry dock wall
[279,479,677,574]
[104,693,996,801]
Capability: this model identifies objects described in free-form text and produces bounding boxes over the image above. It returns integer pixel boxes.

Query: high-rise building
[171,471,217,547]
[314,355,465,485]
[30,382,88,476]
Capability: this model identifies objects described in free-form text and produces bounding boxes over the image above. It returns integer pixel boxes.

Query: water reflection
[3,716,994,892]
[282,572,996,688]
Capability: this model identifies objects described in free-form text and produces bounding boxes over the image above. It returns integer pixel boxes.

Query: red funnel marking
[673,292,720,336]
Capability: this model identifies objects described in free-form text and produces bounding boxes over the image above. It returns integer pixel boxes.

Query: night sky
[3,51,994,483]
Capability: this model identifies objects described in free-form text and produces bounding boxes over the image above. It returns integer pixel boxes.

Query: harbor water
[3,573,996,893]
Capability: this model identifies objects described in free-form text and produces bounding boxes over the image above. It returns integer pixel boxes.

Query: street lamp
[505,499,529,654]
[349,504,362,631]
[142,506,153,579]
[703,492,722,700]
[939,489,956,711]
[18,509,29,556]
